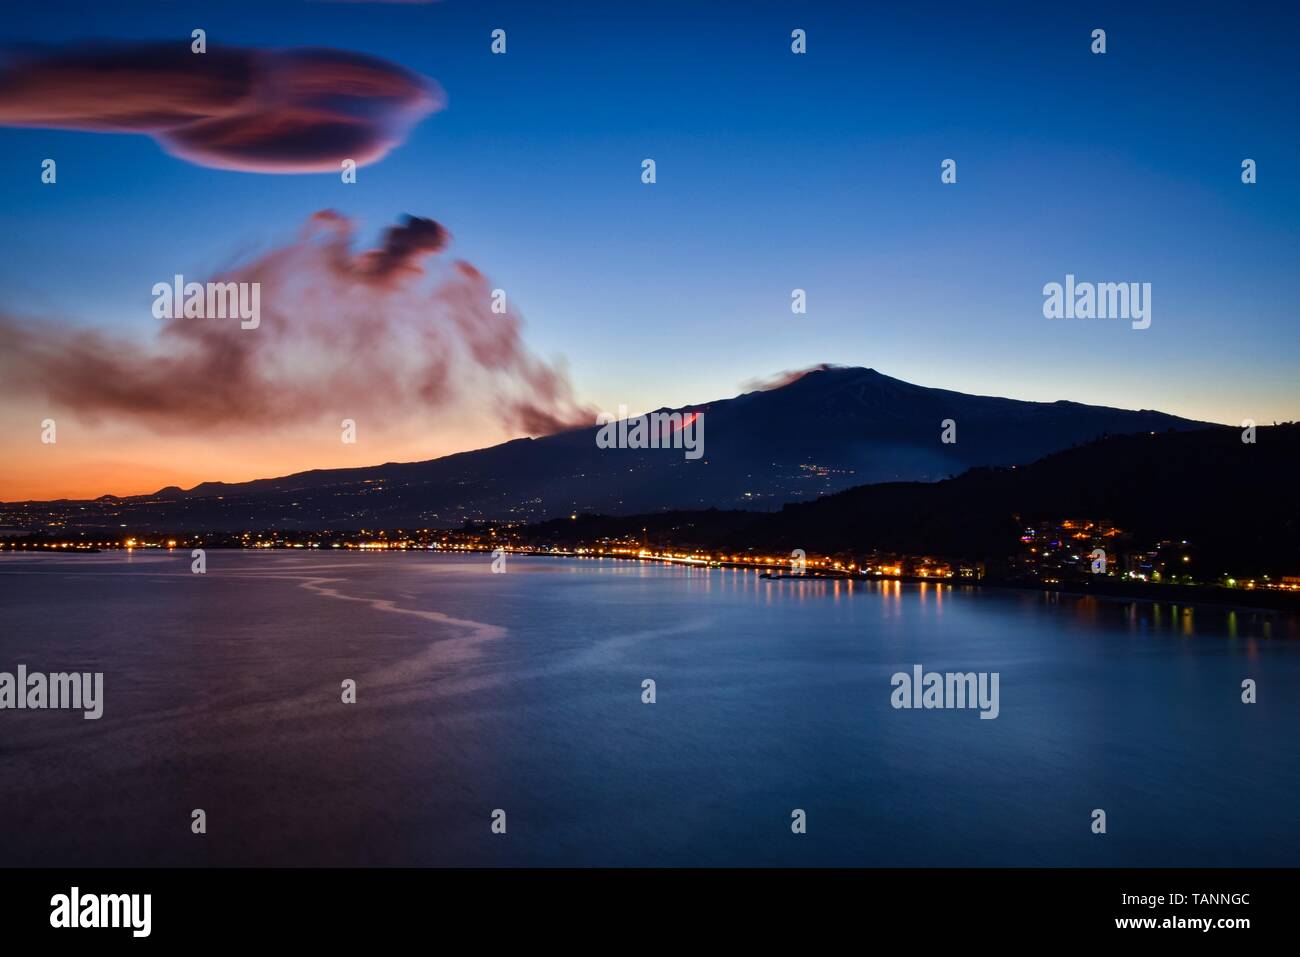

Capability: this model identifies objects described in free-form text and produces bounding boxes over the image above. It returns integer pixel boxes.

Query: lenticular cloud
[0,44,441,172]
[0,211,593,437]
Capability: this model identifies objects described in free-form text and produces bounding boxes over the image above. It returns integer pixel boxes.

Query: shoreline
[501,549,1300,615]
[5,544,1295,616]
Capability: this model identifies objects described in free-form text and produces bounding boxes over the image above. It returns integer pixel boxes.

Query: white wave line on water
[0,566,509,786]
[294,574,506,687]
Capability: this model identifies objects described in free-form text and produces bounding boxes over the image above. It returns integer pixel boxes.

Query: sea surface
[0,550,1296,867]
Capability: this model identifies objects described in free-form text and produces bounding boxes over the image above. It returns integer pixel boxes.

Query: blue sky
[0,0,1296,495]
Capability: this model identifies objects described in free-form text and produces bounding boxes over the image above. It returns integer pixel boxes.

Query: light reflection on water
[0,551,1296,867]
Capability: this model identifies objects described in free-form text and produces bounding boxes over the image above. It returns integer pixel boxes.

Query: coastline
[513,550,1300,616]
[8,543,1293,617]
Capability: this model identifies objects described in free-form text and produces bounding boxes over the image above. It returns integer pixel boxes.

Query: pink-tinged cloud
[0,44,441,172]
[0,211,594,437]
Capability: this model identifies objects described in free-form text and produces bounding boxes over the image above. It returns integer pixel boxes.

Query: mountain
[2,366,1212,532]
[519,424,1300,580]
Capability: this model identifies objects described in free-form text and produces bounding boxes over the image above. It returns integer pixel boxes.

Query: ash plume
[741,363,841,393]
[0,211,594,437]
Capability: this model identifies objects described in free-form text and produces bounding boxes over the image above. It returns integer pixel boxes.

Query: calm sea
[1,550,1296,866]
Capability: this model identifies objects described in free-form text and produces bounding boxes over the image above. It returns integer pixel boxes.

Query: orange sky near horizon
[0,408,514,502]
